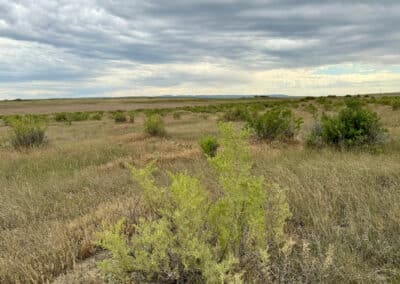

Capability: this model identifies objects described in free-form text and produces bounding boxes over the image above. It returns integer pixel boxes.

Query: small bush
[247,107,303,140]
[143,115,166,136]
[307,100,387,148]
[9,115,46,149]
[91,112,104,120]
[172,112,182,120]
[54,112,69,122]
[69,112,90,121]
[221,106,249,121]
[113,112,127,123]
[392,98,400,110]
[127,111,135,123]
[97,123,291,282]
[199,135,219,157]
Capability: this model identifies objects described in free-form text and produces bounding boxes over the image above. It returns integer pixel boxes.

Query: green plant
[221,106,250,121]
[9,115,47,149]
[198,135,219,157]
[143,115,166,136]
[307,100,388,148]
[113,112,127,123]
[127,111,135,123]
[247,107,303,140]
[97,123,291,282]
[172,112,182,120]
[91,112,104,120]
[54,112,69,122]
[69,112,90,122]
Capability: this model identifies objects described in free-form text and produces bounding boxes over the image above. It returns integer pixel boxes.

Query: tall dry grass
[0,107,399,283]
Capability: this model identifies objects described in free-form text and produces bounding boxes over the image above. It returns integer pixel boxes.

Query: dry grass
[0,104,399,283]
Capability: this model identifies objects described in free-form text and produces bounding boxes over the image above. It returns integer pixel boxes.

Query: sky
[1,0,400,99]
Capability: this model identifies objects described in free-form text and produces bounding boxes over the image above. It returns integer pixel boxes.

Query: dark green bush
[9,115,47,149]
[54,112,69,122]
[247,107,303,140]
[113,111,127,123]
[222,106,250,121]
[144,115,166,136]
[199,135,219,157]
[172,112,182,120]
[392,98,400,110]
[307,100,387,148]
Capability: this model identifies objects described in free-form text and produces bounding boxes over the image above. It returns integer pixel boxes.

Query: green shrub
[221,106,250,121]
[199,135,219,157]
[247,107,303,140]
[54,112,69,122]
[97,123,291,282]
[90,112,104,120]
[3,114,22,126]
[307,100,388,148]
[143,115,166,136]
[305,104,318,118]
[9,115,47,149]
[392,98,400,110]
[113,112,127,123]
[69,112,90,122]
[172,112,182,120]
[127,111,135,123]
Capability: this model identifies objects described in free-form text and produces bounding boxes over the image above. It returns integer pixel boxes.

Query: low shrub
[392,98,400,110]
[199,135,219,157]
[69,112,90,122]
[54,112,69,122]
[127,111,135,123]
[221,106,250,121]
[172,112,182,120]
[307,100,388,148]
[143,115,166,136]
[90,112,104,120]
[97,123,290,282]
[9,115,47,149]
[247,107,303,140]
[113,112,127,123]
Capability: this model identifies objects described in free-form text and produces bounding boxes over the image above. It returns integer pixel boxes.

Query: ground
[0,98,399,283]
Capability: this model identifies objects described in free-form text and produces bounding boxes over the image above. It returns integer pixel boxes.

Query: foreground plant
[9,115,47,149]
[143,114,166,136]
[198,135,219,157]
[97,123,291,282]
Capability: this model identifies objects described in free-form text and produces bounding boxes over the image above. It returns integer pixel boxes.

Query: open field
[0,97,266,115]
[0,96,400,283]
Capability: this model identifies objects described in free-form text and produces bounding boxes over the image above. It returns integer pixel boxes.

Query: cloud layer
[1,0,400,98]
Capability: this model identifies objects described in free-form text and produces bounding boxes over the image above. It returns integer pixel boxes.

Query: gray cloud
[0,0,399,97]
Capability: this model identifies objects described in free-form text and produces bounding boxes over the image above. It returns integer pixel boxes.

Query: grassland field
[0,95,399,283]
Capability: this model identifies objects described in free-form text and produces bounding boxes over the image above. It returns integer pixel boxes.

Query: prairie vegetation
[0,95,399,283]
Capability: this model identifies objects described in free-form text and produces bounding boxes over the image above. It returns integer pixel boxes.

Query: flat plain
[0,96,399,283]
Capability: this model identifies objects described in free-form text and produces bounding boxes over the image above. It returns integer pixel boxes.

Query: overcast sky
[1,0,400,99]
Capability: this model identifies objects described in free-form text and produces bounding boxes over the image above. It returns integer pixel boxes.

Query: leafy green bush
[97,123,291,282]
[307,100,387,148]
[247,107,303,140]
[143,115,166,136]
[199,135,219,157]
[3,114,22,126]
[9,115,47,149]
[113,112,127,123]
